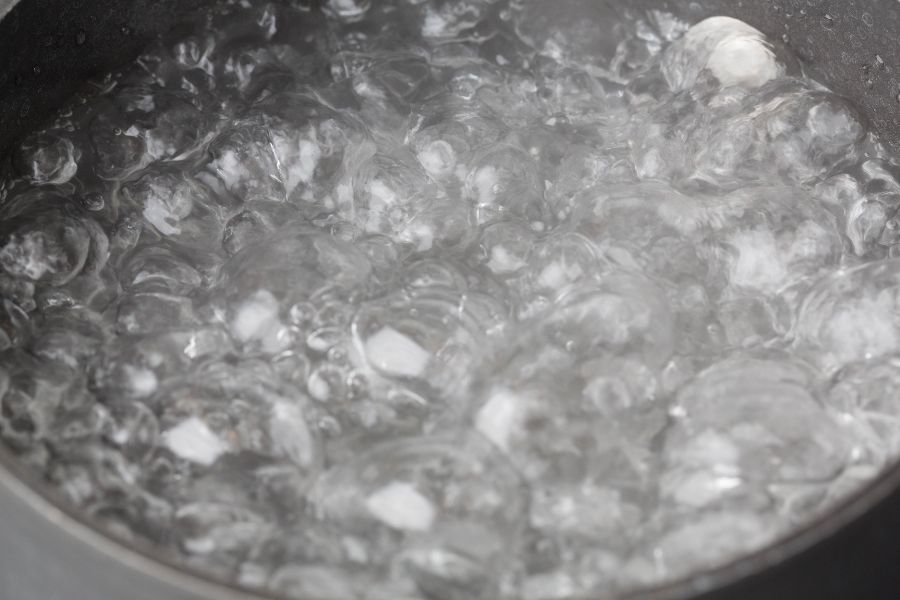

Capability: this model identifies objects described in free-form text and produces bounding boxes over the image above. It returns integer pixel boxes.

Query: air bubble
[1,4,898,600]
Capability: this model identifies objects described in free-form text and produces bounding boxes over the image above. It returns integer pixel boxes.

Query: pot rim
[2,433,900,600]
[0,0,16,20]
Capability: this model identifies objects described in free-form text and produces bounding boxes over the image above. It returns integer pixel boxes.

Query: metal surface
[0,453,264,600]
[2,1,900,599]
[0,0,15,20]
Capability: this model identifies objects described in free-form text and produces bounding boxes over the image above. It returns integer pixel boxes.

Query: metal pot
[2,1,900,599]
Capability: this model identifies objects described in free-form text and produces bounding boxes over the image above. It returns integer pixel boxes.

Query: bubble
[758,84,867,182]
[465,143,548,226]
[4,2,900,597]
[478,221,536,277]
[156,361,321,474]
[352,285,505,397]
[199,119,286,204]
[795,259,900,374]
[312,432,526,599]
[352,53,433,129]
[323,0,372,23]
[345,145,474,251]
[15,132,81,185]
[143,92,218,161]
[827,357,900,464]
[469,278,671,493]
[513,0,624,68]
[115,292,197,335]
[88,101,151,178]
[0,192,109,287]
[217,225,372,309]
[253,91,359,204]
[701,186,843,297]
[414,0,497,39]
[625,511,781,585]
[662,17,784,91]
[666,354,850,487]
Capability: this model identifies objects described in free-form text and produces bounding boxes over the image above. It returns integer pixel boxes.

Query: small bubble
[821,14,835,30]
[82,193,105,212]
[289,302,316,327]
[76,30,86,45]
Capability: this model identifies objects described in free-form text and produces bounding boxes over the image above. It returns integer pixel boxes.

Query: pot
[2,1,900,599]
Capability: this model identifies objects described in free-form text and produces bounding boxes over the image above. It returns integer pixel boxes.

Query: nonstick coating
[2,1,900,599]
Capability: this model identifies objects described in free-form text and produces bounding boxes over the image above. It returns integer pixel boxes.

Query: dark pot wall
[0,0,208,158]
[2,0,900,156]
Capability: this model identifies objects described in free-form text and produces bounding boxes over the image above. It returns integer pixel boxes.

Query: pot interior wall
[0,0,208,158]
[1,0,900,157]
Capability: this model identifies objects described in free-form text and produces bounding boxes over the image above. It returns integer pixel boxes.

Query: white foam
[0,231,60,280]
[663,17,782,91]
[364,326,431,378]
[123,365,158,397]
[476,388,523,452]
[473,166,499,206]
[727,228,789,292]
[488,246,527,274]
[231,289,288,353]
[422,10,450,38]
[417,140,456,177]
[213,148,252,191]
[826,291,900,366]
[270,402,315,467]
[162,418,230,466]
[143,195,183,236]
[365,481,436,531]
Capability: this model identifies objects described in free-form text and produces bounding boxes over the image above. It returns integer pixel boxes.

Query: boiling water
[1,1,900,598]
